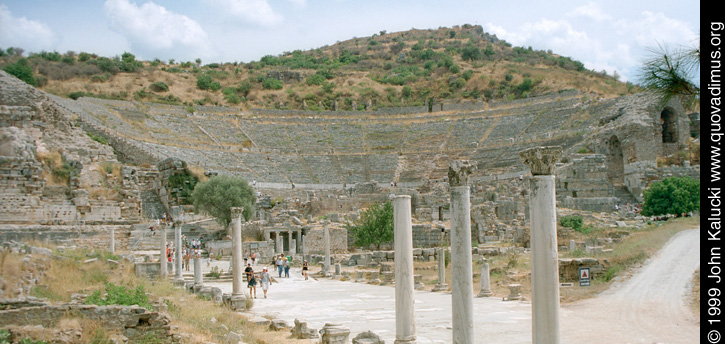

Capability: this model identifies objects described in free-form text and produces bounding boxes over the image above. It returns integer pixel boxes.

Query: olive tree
[191,175,256,229]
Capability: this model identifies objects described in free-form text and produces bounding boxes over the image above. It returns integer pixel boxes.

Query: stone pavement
[206,266,533,344]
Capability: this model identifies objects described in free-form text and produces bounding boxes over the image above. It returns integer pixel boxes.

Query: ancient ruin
[0,64,701,343]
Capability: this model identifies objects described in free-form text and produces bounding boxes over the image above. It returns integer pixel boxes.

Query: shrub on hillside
[3,58,37,86]
[149,81,169,92]
[196,74,222,91]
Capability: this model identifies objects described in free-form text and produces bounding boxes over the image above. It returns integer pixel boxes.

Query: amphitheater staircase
[613,185,638,205]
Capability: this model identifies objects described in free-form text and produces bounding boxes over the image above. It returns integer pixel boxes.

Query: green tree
[461,43,482,61]
[191,175,256,228]
[345,201,394,249]
[3,58,37,86]
[641,176,700,216]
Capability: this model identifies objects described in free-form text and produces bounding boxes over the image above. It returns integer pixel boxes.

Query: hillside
[1,25,636,110]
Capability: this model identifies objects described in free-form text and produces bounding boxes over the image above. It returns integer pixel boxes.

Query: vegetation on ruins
[641,176,700,217]
[0,24,635,110]
[86,283,152,310]
[345,201,394,249]
[191,175,256,228]
[168,167,200,205]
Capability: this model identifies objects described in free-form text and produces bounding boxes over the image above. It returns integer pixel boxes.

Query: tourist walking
[302,260,309,280]
[245,263,257,298]
[283,258,290,278]
[260,268,272,298]
[276,255,285,278]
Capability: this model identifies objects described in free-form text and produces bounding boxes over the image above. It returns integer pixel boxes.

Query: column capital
[448,160,476,187]
[519,146,562,176]
[230,207,245,219]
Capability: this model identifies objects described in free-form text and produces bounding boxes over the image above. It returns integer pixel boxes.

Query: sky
[0,0,700,83]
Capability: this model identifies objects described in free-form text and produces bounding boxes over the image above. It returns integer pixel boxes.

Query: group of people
[242,255,311,299]
[160,233,209,272]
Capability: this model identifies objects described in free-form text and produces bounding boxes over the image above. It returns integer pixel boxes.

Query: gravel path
[561,228,700,343]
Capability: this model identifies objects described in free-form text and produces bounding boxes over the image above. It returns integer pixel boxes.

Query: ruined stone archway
[660,107,678,143]
[606,135,624,185]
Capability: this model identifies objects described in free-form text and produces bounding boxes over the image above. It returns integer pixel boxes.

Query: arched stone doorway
[660,107,678,143]
[606,135,624,185]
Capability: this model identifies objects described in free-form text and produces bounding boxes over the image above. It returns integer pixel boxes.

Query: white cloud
[567,2,611,22]
[203,0,284,26]
[103,0,214,60]
[0,5,57,52]
[614,11,697,47]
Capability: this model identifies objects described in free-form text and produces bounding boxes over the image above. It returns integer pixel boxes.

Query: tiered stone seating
[51,90,606,187]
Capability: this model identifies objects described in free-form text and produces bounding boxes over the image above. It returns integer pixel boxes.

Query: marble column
[478,263,493,297]
[323,222,331,275]
[276,233,284,254]
[193,255,203,287]
[231,207,244,296]
[288,227,294,255]
[174,223,184,285]
[432,247,447,292]
[448,160,475,344]
[159,225,168,280]
[109,227,115,255]
[393,195,416,344]
[519,146,563,344]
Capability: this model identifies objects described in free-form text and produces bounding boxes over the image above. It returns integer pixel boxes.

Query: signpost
[579,267,591,286]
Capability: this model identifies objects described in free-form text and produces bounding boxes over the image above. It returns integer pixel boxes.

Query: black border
[703,7,725,344]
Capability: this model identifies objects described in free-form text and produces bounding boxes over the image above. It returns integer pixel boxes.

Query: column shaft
[232,213,244,295]
[174,224,183,283]
[160,226,167,279]
[529,175,561,344]
[323,224,331,274]
[450,185,474,343]
[393,195,416,344]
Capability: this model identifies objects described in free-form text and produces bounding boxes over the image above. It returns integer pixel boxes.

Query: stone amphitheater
[0,67,700,236]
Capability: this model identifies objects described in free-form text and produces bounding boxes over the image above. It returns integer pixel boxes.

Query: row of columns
[141,146,562,344]
[391,147,563,344]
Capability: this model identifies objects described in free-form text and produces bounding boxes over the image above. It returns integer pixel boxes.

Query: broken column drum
[193,255,203,287]
[432,247,447,292]
[448,160,475,344]
[110,227,115,255]
[520,146,563,344]
[393,195,416,344]
[478,263,493,297]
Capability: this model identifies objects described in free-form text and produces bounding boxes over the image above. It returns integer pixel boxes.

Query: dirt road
[561,228,700,343]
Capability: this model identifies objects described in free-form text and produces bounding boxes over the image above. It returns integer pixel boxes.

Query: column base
[394,337,416,344]
[432,284,448,292]
[478,289,493,297]
[229,294,247,311]
[173,278,185,287]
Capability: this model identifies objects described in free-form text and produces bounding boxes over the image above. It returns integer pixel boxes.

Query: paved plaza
[204,228,700,344]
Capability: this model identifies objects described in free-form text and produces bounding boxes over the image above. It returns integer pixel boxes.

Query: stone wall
[304,226,347,254]
[0,301,175,343]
